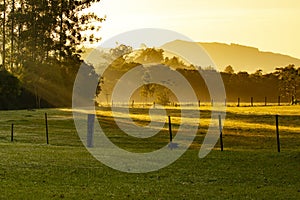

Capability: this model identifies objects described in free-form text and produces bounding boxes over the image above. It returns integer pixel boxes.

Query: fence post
[168,116,173,142]
[237,97,240,107]
[198,100,201,107]
[11,123,14,142]
[276,114,280,153]
[45,113,49,145]
[218,115,224,151]
[265,97,267,106]
[87,114,95,148]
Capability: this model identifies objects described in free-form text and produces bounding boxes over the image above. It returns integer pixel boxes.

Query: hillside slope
[162,40,300,73]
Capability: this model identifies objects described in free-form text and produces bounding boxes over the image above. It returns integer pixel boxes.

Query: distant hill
[162,40,300,73]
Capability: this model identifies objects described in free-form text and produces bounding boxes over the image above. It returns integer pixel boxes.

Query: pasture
[0,105,299,199]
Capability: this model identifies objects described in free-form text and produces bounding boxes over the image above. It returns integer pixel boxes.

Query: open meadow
[0,105,299,199]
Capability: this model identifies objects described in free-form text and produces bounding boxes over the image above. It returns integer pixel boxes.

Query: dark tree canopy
[0,0,105,108]
[135,48,164,64]
[224,65,234,74]
[0,69,21,109]
[276,64,300,100]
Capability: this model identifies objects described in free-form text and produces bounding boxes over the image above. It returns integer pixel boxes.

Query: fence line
[0,110,292,154]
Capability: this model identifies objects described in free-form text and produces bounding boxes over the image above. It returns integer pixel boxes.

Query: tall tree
[5,0,105,68]
[1,0,6,69]
[2,0,105,107]
[140,84,156,104]
[10,0,15,70]
[276,64,300,101]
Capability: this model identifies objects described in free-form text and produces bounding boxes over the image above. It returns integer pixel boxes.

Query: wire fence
[0,106,299,153]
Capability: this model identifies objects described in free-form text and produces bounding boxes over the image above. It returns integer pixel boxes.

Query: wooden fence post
[265,97,267,106]
[276,114,280,153]
[218,115,224,151]
[11,123,14,142]
[45,113,49,145]
[168,116,173,142]
[87,114,95,148]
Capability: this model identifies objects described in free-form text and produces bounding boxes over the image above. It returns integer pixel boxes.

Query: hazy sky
[90,0,300,58]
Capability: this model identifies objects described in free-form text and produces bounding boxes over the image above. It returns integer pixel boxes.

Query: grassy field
[0,106,299,199]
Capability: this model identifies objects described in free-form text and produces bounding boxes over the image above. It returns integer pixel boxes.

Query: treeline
[0,0,103,110]
[178,68,282,103]
[98,45,300,104]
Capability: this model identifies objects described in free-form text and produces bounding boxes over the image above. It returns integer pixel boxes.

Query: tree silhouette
[156,87,171,106]
[1,0,6,69]
[140,84,156,104]
[110,44,133,59]
[135,48,164,64]
[0,0,105,107]
[164,56,185,69]
[276,64,300,101]
[224,65,234,74]
[0,69,20,109]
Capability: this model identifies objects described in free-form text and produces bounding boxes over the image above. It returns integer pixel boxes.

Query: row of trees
[223,64,300,102]
[97,45,300,105]
[0,0,104,109]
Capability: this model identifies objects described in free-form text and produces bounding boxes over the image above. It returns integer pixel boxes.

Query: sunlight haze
[91,0,300,58]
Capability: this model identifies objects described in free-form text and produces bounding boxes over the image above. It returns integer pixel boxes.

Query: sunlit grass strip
[94,107,300,133]
[223,119,300,134]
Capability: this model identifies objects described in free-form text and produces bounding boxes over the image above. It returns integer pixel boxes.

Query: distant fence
[100,96,294,108]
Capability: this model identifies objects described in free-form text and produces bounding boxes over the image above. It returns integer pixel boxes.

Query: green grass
[0,106,299,199]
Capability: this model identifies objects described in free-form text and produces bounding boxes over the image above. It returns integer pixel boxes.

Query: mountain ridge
[162,40,300,73]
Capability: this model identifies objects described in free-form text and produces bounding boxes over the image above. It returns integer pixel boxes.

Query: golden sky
[91,0,300,58]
